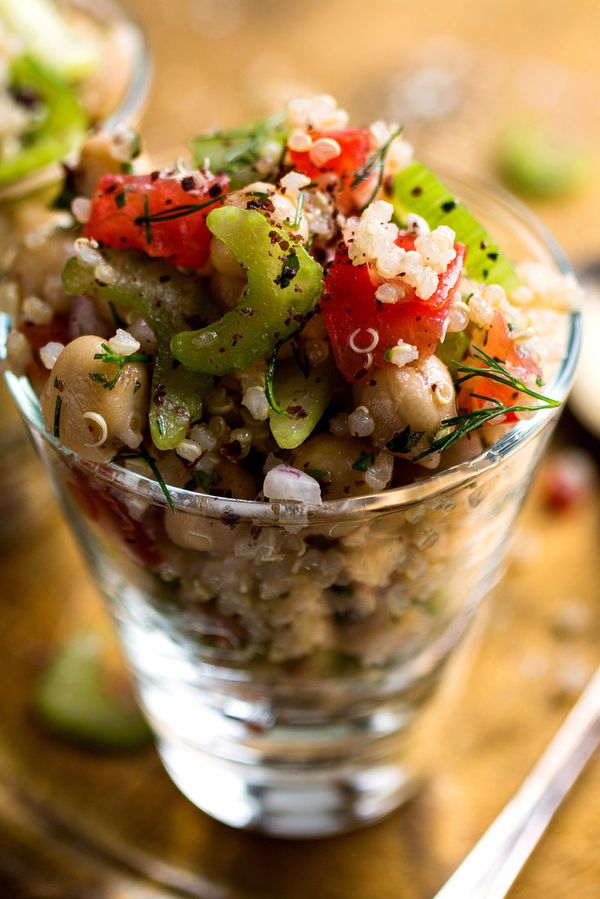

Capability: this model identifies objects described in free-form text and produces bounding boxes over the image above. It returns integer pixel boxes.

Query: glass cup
[0,0,151,213]
[1,176,581,836]
[0,0,151,542]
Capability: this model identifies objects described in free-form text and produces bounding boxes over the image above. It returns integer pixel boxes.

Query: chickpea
[40,335,150,463]
[209,237,246,279]
[210,270,247,311]
[299,313,327,341]
[292,433,375,499]
[164,459,255,552]
[213,458,257,500]
[353,356,456,457]
[438,431,483,468]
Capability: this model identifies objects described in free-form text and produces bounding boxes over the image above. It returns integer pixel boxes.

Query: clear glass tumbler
[1,177,581,837]
[0,0,151,542]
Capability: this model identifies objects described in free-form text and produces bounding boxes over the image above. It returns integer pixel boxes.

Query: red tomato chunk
[289,128,375,210]
[321,234,466,382]
[85,172,229,270]
[458,312,542,421]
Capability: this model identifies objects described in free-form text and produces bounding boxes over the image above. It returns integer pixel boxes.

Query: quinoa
[1,94,579,669]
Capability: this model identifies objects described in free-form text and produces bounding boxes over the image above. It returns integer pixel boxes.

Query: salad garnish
[415,347,561,460]
[115,445,175,513]
[91,342,152,391]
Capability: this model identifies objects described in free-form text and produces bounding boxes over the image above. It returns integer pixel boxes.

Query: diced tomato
[321,234,466,382]
[457,312,542,420]
[84,172,229,270]
[289,128,375,211]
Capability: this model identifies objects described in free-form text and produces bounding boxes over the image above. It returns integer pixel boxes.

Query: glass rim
[0,0,152,204]
[2,171,581,524]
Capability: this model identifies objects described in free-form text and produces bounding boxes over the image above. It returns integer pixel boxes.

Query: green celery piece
[172,207,323,376]
[34,632,151,750]
[269,357,335,449]
[436,331,469,376]
[0,55,87,188]
[0,0,99,78]
[62,250,212,450]
[392,160,520,292]
[497,124,587,200]
[189,114,288,190]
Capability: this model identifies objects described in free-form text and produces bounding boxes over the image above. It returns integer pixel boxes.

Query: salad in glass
[1,94,581,835]
[0,0,149,542]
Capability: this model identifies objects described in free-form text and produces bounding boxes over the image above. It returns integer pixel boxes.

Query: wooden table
[2,0,600,895]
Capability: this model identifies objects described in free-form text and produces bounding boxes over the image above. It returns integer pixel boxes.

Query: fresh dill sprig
[290,189,305,229]
[265,345,292,417]
[291,339,310,378]
[114,445,175,513]
[92,343,152,391]
[452,345,557,405]
[142,194,153,244]
[351,125,403,206]
[414,399,555,460]
[134,194,224,227]
[108,301,127,329]
[53,395,62,438]
[414,345,560,460]
[190,112,288,183]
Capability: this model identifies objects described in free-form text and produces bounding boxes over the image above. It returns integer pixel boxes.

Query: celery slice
[35,632,151,750]
[392,161,520,292]
[497,124,586,200]
[269,357,334,450]
[62,249,213,451]
[0,56,87,187]
[172,207,323,376]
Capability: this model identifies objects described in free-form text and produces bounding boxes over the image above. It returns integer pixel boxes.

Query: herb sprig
[53,395,62,438]
[452,346,556,404]
[265,345,292,417]
[351,125,403,208]
[415,346,560,460]
[190,112,287,184]
[91,343,152,391]
[288,189,305,230]
[134,194,225,228]
[114,445,175,513]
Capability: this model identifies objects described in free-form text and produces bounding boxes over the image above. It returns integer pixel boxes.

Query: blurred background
[1,0,599,897]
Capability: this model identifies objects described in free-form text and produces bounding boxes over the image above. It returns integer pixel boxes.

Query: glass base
[158,737,418,838]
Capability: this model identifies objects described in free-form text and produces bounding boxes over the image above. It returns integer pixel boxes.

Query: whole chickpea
[353,356,456,459]
[292,433,376,499]
[40,335,150,463]
[164,458,256,552]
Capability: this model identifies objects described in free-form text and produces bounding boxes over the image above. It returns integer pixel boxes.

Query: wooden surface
[2,0,600,896]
